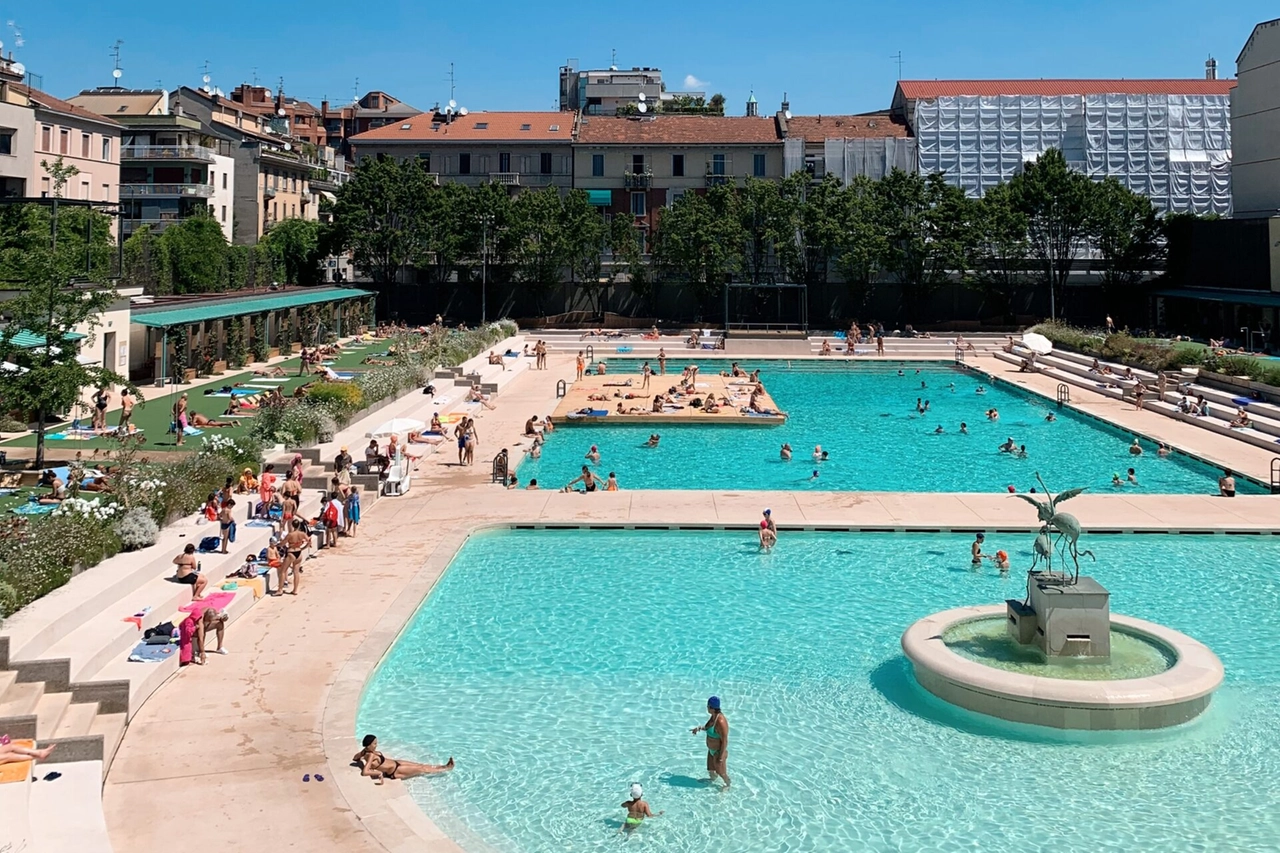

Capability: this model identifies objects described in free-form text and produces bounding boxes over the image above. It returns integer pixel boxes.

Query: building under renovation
[891,75,1236,215]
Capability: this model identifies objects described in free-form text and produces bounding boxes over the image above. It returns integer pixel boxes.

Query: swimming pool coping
[322,520,1273,853]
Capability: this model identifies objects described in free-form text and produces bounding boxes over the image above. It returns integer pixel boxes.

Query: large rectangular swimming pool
[516,360,1262,494]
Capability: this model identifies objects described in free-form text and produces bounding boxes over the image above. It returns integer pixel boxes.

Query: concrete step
[51,700,99,739]
[0,679,43,719]
[33,690,72,740]
[29,759,111,852]
[0,669,15,697]
[89,712,127,777]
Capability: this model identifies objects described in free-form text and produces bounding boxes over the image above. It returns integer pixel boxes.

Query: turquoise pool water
[517,360,1263,494]
[359,529,1280,852]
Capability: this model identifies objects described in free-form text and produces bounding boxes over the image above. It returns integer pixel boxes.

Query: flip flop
[303,774,310,782]
[314,774,324,782]
[43,771,62,781]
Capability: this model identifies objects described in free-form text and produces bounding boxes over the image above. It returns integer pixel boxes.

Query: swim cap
[763,508,771,515]
[1006,485,1016,493]
[708,695,721,709]
[996,550,1008,560]
[630,783,643,799]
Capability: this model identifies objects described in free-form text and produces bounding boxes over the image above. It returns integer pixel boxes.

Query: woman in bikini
[353,734,453,785]
[691,696,730,788]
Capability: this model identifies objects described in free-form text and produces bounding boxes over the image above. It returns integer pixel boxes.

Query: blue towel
[12,503,55,515]
[128,641,177,663]
[615,346,633,353]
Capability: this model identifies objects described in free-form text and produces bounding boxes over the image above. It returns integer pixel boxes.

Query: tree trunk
[34,407,47,470]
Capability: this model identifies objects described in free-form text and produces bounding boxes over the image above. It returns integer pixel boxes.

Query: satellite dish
[202,74,210,84]
[11,61,24,78]
[637,102,647,114]
[783,109,792,120]
[458,106,468,116]
[202,85,211,94]
[637,92,645,102]
[283,142,292,151]
[448,99,457,110]
[277,107,286,116]
[112,68,122,79]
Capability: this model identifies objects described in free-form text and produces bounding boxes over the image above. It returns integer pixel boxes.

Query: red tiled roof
[896,79,1236,99]
[577,115,780,145]
[351,111,573,142]
[18,85,122,128]
[786,112,909,141]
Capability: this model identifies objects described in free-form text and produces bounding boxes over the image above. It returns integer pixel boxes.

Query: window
[540,152,552,175]
[459,153,471,175]
[631,153,645,174]
[80,180,89,199]
[81,133,91,158]
[272,202,278,219]
[417,152,431,172]
[222,172,228,190]
[712,153,726,175]
[0,131,12,156]
[41,125,52,151]
[591,153,604,177]
[102,138,111,161]
[473,122,488,130]
[209,170,215,186]
[753,153,766,177]
[101,183,109,199]
[221,205,227,222]
[60,129,70,155]
[672,154,684,177]
[630,192,646,217]
[499,152,511,172]
[519,123,531,131]
[40,176,50,197]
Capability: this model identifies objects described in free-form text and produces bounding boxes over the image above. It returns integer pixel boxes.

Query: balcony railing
[490,172,520,186]
[624,170,653,189]
[704,173,733,187]
[119,182,215,198]
[121,144,216,163]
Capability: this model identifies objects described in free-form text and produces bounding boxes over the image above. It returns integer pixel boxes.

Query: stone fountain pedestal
[1007,573,1111,658]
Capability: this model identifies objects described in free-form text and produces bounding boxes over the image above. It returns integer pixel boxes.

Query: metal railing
[1271,456,1279,495]
[490,172,520,186]
[491,449,509,484]
[121,144,216,162]
[119,182,215,198]
[704,173,733,187]
[624,170,652,189]
[1057,383,1071,406]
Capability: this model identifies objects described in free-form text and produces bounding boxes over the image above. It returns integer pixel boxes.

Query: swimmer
[935,425,945,434]
[959,422,968,434]
[921,380,927,389]
[999,436,1017,453]
[808,469,820,481]
[759,509,777,550]
[1045,413,1056,422]
[586,445,601,464]
[812,445,823,462]
[1157,442,1170,458]
[780,443,792,461]
[620,783,662,833]
[1015,445,1028,459]
[1129,438,1143,456]
[971,533,987,566]
[897,369,905,377]
[949,382,956,392]
[820,450,829,461]
[644,434,661,448]
[976,385,987,395]
[1112,472,1124,487]
[916,398,926,414]
[994,550,1010,572]
[1127,467,1139,485]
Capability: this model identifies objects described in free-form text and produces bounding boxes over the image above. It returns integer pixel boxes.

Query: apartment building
[69,88,236,241]
[559,64,706,116]
[349,110,575,191]
[780,110,915,183]
[573,114,783,234]
[1233,18,1280,219]
[0,58,36,198]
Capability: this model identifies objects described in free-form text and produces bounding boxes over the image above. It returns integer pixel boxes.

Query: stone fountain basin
[902,604,1224,730]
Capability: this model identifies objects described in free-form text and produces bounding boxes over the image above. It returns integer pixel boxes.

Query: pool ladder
[1271,456,1280,495]
[1056,383,1070,407]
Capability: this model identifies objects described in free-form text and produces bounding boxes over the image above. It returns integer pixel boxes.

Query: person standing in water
[759,508,777,550]
[620,783,662,833]
[692,696,731,788]
[971,532,987,566]
[657,348,667,375]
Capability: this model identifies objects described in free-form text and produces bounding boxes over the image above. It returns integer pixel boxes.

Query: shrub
[0,415,27,432]
[115,506,160,551]
[303,382,365,420]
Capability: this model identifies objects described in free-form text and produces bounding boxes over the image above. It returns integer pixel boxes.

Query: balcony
[704,173,733,188]
[424,172,440,186]
[119,182,215,198]
[490,172,520,186]
[624,170,652,189]
[121,144,217,163]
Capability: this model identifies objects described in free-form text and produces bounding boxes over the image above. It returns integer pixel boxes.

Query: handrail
[585,345,594,362]
[119,182,214,198]
[556,379,567,398]
[1057,383,1071,406]
[121,144,216,161]
[1271,456,1279,495]
[491,449,509,484]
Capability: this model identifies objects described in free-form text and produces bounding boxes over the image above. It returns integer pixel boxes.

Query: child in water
[621,783,662,832]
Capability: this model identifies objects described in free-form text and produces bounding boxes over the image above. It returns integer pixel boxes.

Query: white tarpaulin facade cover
[823,137,918,183]
[914,94,1232,215]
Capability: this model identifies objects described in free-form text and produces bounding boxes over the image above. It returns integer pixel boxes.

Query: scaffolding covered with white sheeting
[914,94,1231,215]
[822,137,917,183]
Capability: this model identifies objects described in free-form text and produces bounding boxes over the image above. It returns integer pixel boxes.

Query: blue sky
[8,1,1278,115]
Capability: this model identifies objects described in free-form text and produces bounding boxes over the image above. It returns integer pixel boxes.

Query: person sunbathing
[467,385,497,409]
[587,393,609,402]
[616,402,644,414]
[353,735,454,785]
[80,476,113,493]
[487,350,505,368]
[0,739,56,766]
[253,366,286,377]
[407,430,445,445]
[190,413,236,428]
[1230,409,1252,428]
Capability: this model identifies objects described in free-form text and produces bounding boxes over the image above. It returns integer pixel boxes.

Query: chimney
[1205,57,1218,80]
[321,99,329,114]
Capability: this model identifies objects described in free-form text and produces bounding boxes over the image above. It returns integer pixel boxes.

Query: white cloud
[683,74,708,90]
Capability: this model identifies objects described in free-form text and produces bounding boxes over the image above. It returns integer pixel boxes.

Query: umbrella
[367,418,426,439]
[1021,333,1054,356]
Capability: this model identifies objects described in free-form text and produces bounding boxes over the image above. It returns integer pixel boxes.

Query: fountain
[902,476,1223,730]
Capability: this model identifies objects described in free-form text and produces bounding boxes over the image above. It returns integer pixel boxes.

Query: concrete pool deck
[95,347,1278,852]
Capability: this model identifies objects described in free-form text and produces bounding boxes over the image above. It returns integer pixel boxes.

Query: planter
[268,348,281,359]
[212,360,228,374]
[291,343,303,354]
[182,368,197,383]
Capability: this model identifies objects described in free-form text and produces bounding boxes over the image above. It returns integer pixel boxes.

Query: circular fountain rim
[902,605,1223,710]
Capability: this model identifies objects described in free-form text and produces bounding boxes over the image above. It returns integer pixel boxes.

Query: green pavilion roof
[4,330,87,348]
[131,288,374,328]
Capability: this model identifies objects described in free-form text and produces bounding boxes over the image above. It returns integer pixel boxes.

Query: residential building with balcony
[0,60,121,206]
[349,110,575,192]
[69,88,235,240]
[779,108,915,184]
[1233,19,1280,219]
[559,63,706,116]
[572,114,783,238]
[317,91,422,158]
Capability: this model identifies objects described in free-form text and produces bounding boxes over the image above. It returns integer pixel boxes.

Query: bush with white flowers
[51,496,121,521]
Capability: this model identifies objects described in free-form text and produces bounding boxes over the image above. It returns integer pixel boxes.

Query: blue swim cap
[707,695,721,709]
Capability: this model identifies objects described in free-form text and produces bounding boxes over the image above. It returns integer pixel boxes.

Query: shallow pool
[517,360,1261,494]
[359,529,1280,852]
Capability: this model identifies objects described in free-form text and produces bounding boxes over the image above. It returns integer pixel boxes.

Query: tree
[737,177,787,284]
[561,189,609,318]
[651,186,744,316]
[1007,148,1096,319]
[158,211,229,293]
[40,156,80,198]
[607,213,654,316]
[264,217,322,286]
[1090,178,1163,300]
[968,183,1032,322]
[830,175,888,315]
[508,187,567,314]
[328,157,433,285]
[121,225,173,294]
[0,203,128,469]
[875,170,973,321]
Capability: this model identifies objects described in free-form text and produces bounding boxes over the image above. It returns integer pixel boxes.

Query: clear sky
[7,1,1278,116]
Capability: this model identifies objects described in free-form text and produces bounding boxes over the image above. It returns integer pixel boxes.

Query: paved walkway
[101,350,1279,852]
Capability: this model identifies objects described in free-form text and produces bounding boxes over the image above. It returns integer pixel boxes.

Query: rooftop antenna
[610,47,617,71]
[890,51,904,80]
[277,75,285,96]
[351,77,359,105]
[6,20,24,51]
[447,61,456,104]
[251,67,259,87]
[200,60,212,93]
[109,39,124,85]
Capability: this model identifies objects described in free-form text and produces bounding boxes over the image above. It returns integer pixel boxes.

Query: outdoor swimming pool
[358,528,1280,853]
[517,360,1263,494]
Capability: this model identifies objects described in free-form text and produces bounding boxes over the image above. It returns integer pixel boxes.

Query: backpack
[322,502,339,527]
[198,536,221,552]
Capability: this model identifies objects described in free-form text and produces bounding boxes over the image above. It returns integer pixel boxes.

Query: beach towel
[45,431,92,440]
[566,409,609,419]
[12,503,55,515]
[128,640,178,663]
[207,389,259,397]
[180,591,235,615]
[182,427,205,437]
[0,740,34,783]
[615,346,633,353]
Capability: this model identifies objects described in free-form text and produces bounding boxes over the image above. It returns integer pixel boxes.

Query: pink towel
[180,591,235,615]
